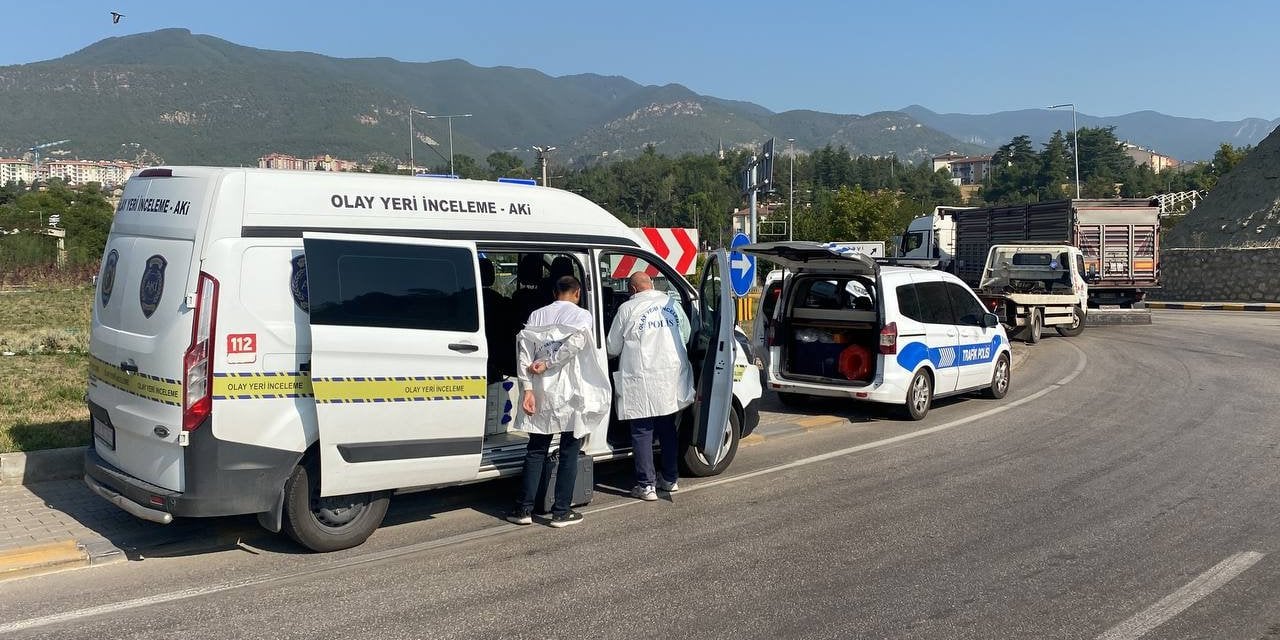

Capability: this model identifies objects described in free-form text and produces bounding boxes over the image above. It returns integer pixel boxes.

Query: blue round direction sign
[728,232,756,297]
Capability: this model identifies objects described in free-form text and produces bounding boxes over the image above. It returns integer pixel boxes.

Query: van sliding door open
[303,232,487,496]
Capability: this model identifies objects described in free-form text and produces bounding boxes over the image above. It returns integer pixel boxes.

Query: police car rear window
[306,239,479,332]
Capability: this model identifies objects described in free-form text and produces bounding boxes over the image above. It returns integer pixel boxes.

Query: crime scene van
[85,166,762,552]
[742,242,1011,420]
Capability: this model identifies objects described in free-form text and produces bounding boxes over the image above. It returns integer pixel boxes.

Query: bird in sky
[111,11,124,24]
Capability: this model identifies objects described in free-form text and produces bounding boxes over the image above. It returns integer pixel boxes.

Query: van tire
[902,369,933,421]
[1055,306,1085,337]
[680,409,741,478]
[1024,309,1042,344]
[282,462,390,553]
[983,353,1011,399]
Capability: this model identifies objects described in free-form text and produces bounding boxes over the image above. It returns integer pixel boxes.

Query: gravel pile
[1166,124,1280,248]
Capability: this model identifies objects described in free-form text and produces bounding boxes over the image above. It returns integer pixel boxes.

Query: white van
[84,167,761,551]
[743,242,1011,420]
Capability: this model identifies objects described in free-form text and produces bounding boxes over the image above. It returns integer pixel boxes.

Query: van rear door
[302,233,488,497]
[693,250,736,466]
[89,172,206,492]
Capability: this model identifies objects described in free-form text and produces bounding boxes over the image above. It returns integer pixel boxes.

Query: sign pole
[748,187,758,243]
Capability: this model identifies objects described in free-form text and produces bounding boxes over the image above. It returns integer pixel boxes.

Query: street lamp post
[1047,103,1080,199]
[787,138,795,241]
[532,145,557,186]
[422,112,473,176]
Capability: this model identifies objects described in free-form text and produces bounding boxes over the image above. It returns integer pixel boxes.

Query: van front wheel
[282,462,390,552]
[681,409,741,478]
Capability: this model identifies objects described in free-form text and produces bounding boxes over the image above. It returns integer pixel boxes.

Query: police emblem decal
[290,254,309,313]
[139,254,167,318]
[100,249,119,308]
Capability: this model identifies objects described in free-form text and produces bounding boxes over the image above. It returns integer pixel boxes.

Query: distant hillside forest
[1,131,1250,285]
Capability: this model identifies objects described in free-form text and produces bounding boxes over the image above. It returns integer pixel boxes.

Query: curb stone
[0,540,88,581]
[0,446,86,487]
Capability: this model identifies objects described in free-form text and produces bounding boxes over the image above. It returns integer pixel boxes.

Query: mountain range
[902,106,1280,162]
[0,29,1274,168]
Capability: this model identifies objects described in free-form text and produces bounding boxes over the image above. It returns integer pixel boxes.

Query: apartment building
[258,153,364,172]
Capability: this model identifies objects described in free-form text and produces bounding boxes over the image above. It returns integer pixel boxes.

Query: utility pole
[422,113,473,176]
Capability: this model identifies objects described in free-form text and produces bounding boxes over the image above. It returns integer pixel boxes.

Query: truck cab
[898,206,968,269]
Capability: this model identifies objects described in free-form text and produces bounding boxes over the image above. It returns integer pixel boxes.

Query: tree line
[2,131,1251,284]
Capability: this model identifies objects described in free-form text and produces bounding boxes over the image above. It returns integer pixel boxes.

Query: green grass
[0,353,90,453]
[0,286,93,354]
[0,286,94,451]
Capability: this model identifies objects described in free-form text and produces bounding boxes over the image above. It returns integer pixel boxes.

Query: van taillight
[183,272,219,431]
[879,321,898,355]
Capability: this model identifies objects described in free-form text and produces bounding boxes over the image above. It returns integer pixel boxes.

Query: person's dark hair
[554,275,581,296]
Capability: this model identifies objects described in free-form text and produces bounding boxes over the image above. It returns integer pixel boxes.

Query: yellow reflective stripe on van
[88,356,183,406]
[311,376,487,404]
[213,372,313,400]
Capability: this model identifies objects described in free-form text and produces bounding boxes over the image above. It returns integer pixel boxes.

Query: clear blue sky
[1,0,1273,121]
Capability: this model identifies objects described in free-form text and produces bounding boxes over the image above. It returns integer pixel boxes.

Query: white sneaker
[657,479,679,492]
[631,485,658,501]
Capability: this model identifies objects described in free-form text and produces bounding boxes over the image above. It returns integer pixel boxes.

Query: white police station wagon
[743,242,1011,420]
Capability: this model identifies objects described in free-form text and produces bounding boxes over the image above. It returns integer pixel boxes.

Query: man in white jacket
[607,272,694,501]
[507,275,606,528]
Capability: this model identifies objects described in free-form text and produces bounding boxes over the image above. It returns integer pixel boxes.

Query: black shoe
[506,507,533,525]
[549,510,584,528]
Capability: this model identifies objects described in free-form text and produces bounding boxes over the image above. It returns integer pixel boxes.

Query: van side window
[944,283,986,325]
[597,252,687,333]
[896,284,923,322]
[307,239,478,332]
[914,281,955,325]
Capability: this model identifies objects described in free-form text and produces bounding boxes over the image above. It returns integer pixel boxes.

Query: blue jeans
[631,413,678,487]
[517,431,582,517]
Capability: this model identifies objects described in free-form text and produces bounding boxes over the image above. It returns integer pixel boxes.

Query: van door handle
[119,362,138,373]
[448,343,480,353]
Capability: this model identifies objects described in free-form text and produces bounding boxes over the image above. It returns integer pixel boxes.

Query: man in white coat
[506,275,607,528]
[607,272,694,501]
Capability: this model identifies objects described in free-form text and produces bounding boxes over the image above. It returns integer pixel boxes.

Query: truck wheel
[902,369,933,421]
[681,409,741,478]
[1025,309,1042,344]
[282,462,390,553]
[1055,306,1085,337]
[983,353,1011,399]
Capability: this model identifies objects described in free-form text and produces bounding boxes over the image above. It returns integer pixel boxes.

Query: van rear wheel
[282,462,390,552]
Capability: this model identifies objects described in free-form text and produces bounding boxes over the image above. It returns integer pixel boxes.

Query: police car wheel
[680,409,741,478]
[282,462,391,552]
[1055,306,1085,337]
[983,353,1011,399]
[903,370,932,421]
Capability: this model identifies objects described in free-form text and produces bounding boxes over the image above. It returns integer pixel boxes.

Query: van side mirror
[982,313,1000,329]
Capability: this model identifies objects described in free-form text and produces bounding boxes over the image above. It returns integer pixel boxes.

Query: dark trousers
[630,412,678,487]
[517,431,582,517]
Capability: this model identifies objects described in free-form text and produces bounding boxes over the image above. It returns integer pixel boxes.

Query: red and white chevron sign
[613,227,700,278]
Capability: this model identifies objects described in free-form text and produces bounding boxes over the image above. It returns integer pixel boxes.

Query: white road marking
[1095,551,1265,640]
[0,342,1089,634]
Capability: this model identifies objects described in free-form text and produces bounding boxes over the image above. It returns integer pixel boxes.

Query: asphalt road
[3,311,1280,639]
